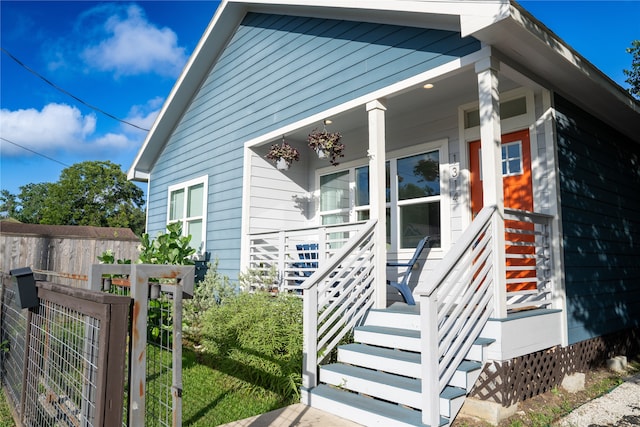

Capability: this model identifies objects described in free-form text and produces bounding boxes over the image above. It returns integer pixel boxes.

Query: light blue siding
[147,12,480,279]
[556,95,640,344]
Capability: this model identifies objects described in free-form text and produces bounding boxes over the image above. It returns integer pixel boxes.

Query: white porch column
[476,57,507,318]
[367,99,387,309]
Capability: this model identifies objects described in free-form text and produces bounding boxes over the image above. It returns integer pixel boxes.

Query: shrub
[200,292,303,400]
[183,259,236,341]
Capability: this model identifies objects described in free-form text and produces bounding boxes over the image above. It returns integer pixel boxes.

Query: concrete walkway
[218,403,362,427]
[555,372,640,427]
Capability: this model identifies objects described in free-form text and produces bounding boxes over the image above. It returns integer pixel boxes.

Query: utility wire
[0,137,71,168]
[1,47,150,132]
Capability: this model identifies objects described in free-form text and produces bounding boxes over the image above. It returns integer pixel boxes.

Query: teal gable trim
[556,95,640,344]
[147,12,480,279]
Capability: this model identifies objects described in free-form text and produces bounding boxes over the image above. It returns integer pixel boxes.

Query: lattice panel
[470,327,640,407]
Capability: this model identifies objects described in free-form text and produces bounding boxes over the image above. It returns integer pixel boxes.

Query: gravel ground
[556,373,640,427]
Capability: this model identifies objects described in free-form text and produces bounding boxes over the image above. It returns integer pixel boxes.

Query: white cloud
[81,4,187,77]
[123,96,164,132]
[0,103,141,157]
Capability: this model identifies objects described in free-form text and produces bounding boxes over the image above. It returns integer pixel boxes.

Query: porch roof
[128,0,640,181]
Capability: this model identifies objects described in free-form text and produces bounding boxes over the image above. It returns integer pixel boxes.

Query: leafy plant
[238,265,279,293]
[138,222,196,265]
[184,259,236,341]
[307,128,344,166]
[200,292,303,400]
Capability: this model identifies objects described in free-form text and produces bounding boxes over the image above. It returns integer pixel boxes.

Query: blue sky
[1,1,638,198]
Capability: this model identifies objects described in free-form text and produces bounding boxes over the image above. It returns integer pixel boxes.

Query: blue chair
[386,236,429,305]
[293,243,318,284]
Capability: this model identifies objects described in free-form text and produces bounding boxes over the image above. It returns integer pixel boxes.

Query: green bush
[200,292,303,400]
[183,259,236,341]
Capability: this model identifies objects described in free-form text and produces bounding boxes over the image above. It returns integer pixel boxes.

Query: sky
[1,1,638,199]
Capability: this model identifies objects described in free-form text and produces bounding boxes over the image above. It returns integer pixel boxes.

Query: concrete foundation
[606,355,628,373]
[458,397,519,426]
[561,372,586,393]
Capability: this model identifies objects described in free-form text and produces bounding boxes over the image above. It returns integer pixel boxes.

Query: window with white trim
[318,145,442,250]
[478,141,523,180]
[167,176,208,252]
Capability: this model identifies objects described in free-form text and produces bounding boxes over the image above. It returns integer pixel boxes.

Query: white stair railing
[416,205,497,426]
[300,220,377,402]
[503,208,554,311]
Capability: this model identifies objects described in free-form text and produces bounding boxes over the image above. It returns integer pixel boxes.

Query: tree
[1,161,146,235]
[623,40,640,100]
[1,183,53,223]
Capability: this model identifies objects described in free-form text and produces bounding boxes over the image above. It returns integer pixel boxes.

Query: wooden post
[301,285,318,403]
[367,99,388,309]
[476,56,507,318]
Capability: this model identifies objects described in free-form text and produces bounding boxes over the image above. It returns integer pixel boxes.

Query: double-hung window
[167,176,208,252]
[318,141,444,251]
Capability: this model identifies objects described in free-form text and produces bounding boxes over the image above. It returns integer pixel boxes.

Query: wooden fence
[0,222,140,287]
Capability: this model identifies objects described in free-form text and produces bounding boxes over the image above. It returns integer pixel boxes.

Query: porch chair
[293,243,319,284]
[386,236,429,305]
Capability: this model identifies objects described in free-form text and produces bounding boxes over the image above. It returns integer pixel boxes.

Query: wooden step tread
[311,384,448,427]
[356,325,420,339]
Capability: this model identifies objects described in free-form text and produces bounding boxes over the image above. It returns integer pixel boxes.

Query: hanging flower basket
[265,141,300,170]
[307,128,344,166]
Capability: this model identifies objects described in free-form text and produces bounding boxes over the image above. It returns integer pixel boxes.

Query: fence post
[172,279,184,427]
[301,285,318,404]
[128,264,149,426]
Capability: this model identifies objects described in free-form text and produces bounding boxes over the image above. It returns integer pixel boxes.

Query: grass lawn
[0,390,15,427]
[181,346,295,426]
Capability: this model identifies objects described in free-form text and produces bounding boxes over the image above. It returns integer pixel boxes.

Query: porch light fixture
[423,83,434,89]
[323,119,332,125]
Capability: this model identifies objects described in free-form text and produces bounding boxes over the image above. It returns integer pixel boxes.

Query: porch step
[449,360,482,391]
[309,384,447,427]
[364,303,421,330]
[320,363,466,417]
[354,325,420,352]
[338,343,420,378]
[466,337,494,362]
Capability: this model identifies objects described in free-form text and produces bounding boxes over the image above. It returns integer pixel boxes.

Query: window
[318,144,443,250]
[464,96,527,129]
[478,140,523,180]
[397,151,440,248]
[167,176,208,252]
[502,141,522,176]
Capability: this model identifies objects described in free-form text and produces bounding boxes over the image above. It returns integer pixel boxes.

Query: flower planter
[276,157,290,170]
[266,141,299,169]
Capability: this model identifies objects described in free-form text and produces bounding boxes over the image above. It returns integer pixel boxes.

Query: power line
[1,47,150,132]
[0,137,71,168]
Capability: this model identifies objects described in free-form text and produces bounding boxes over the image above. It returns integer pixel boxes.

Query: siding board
[556,95,640,344]
[148,12,480,280]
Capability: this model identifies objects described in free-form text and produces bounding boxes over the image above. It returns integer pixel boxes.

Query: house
[128,1,640,425]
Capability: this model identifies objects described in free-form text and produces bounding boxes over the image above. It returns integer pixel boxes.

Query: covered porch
[241,46,566,427]
[240,45,564,317]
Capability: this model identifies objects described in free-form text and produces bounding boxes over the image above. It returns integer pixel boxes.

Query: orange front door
[469,129,535,291]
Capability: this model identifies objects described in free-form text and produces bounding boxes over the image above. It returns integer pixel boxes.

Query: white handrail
[301,219,377,401]
[415,205,497,298]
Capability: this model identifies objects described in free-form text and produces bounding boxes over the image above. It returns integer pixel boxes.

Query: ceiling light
[323,119,333,125]
[423,83,434,89]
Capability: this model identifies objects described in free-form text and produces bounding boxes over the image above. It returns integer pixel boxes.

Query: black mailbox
[9,267,38,309]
